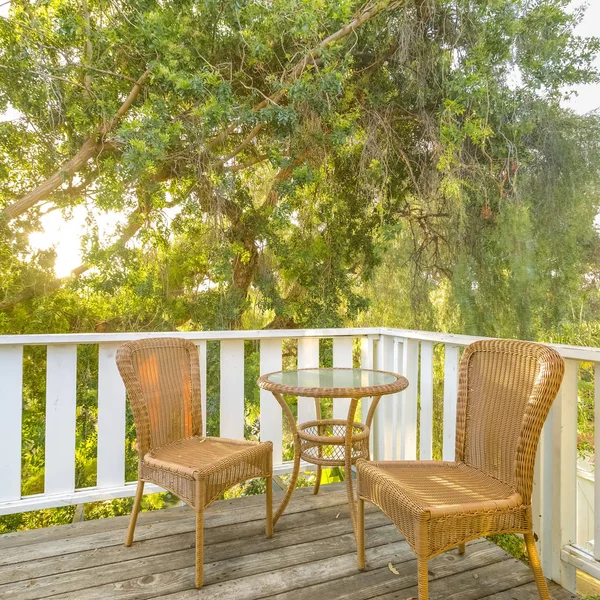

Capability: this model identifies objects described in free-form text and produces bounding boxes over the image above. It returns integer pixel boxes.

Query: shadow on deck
[0,483,576,599]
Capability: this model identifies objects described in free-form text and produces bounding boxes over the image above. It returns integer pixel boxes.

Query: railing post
[361,335,376,458]
[45,345,78,495]
[419,341,434,460]
[332,337,354,420]
[260,339,283,464]
[97,342,126,489]
[442,344,459,461]
[391,338,403,460]
[401,338,419,460]
[219,339,245,439]
[198,340,207,436]
[595,364,600,561]
[545,359,578,591]
[0,345,23,502]
[297,338,320,424]
[375,334,395,460]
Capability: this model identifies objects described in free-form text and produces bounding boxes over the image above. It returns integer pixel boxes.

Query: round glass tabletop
[258,367,408,398]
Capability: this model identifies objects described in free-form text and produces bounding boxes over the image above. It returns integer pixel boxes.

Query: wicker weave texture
[357,339,564,600]
[258,367,408,398]
[116,337,273,588]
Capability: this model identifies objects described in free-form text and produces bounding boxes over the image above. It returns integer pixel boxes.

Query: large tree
[0,0,598,333]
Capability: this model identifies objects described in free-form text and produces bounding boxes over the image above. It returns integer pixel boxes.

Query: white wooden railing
[1,326,600,591]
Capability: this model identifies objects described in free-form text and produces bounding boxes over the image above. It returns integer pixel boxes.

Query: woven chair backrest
[116,338,202,456]
[455,339,564,504]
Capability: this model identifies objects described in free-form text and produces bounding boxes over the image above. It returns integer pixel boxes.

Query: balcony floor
[0,482,576,600]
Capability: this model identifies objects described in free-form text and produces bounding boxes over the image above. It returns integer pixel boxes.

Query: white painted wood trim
[45,345,78,495]
[376,335,395,460]
[2,325,600,363]
[402,338,419,461]
[594,364,600,561]
[360,336,376,458]
[97,343,126,489]
[332,337,353,420]
[0,328,379,346]
[390,339,403,460]
[297,338,320,424]
[419,341,434,460]
[0,345,23,502]
[260,339,283,464]
[532,436,543,564]
[0,460,315,515]
[197,340,207,436]
[442,344,459,462]
[548,359,578,591]
[219,339,245,439]
[561,544,600,581]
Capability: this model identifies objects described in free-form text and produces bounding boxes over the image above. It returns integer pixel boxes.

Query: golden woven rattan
[258,367,408,534]
[298,420,370,465]
[258,367,407,398]
[356,339,564,600]
[116,337,273,589]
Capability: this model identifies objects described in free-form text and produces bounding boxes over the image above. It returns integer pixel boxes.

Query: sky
[563,0,600,114]
[4,1,600,277]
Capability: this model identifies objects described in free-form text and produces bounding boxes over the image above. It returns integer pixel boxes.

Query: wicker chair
[116,338,273,589]
[356,339,564,600]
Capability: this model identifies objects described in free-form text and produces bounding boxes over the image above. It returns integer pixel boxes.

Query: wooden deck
[0,483,577,600]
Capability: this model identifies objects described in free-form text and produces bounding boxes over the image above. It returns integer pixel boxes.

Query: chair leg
[524,532,551,600]
[195,479,205,589]
[313,465,322,495]
[458,542,466,555]
[417,557,429,600]
[266,475,273,538]
[125,480,144,547]
[357,496,366,570]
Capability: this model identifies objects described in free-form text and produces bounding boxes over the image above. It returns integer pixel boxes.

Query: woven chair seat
[359,460,520,517]
[143,436,268,478]
[358,459,527,557]
[357,460,531,557]
[140,435,271,506]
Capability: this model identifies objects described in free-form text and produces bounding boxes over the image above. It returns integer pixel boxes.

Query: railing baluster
[97,343,126,489]
[402,338,419,460]
[219,339,245,439]
[297,338,319,424]
[360,336,375,426]
[198,340,207,436]
[260,339,283,464]
[0,345,23,502]
[419,341,434,460]
[595,364,600,561]
[391,339,402,460]
[548,359,578,591]
[332,337,353,420]
[532,436,543,564]
[45,345,78,495]
[442,344,459,461]
[376,334,395,460]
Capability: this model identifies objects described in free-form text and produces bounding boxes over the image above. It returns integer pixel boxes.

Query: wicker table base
[258,367,409,538]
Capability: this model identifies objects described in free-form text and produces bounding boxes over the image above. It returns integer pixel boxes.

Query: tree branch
[1,70,150,222]
[207,0,402,151]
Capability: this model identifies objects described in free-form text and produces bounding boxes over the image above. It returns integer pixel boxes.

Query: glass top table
[258,367,409,537]
[258,367,406,398]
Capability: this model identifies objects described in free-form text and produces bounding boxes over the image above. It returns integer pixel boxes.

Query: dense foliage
[1,0,600,533]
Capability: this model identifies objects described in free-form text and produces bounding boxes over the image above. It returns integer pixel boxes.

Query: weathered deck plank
[0,483,575,600]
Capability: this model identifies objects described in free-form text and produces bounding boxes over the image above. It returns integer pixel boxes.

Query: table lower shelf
[297,419,370,466]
